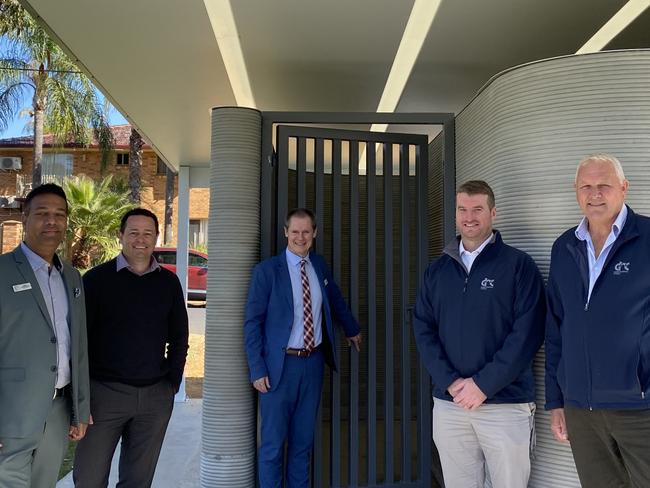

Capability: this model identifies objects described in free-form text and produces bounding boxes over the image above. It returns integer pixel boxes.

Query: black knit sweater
[83,258,189,391]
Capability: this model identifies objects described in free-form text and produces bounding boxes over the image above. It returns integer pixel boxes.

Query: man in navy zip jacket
[413,180,545,488]
[546,154,650,487]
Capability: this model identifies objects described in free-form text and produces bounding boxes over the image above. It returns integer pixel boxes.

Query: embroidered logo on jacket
[613,261,630,275]
[480,278,495,290]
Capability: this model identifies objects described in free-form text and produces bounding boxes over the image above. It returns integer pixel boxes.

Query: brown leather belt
[286,346,320,358]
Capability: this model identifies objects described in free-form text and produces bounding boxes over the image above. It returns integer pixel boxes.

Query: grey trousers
[565,406,650,488]
[73,379,174,488]
[432,399,535,488]
[0,396,70,488]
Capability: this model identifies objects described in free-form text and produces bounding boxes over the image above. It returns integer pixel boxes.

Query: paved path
[57,399,202,487]
[188,307,206,335]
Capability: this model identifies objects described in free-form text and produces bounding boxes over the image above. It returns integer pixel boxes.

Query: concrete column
[177,166,191,297]
[175,166,190,403]
[201,107,261,487]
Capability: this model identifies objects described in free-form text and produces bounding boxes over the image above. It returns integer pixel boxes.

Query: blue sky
[0,92,128,139]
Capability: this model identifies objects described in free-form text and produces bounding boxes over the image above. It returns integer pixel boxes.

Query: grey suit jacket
[0,246,90,438]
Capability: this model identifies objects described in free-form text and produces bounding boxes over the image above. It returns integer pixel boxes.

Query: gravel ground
[185,333,204,398]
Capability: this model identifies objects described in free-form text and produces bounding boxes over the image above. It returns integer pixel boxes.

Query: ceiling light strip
[576,0,650,54]
[370,0,442,133]
[204,0,256,108]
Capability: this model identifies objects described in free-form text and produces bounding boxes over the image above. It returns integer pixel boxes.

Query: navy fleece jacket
[546,206,650,410]
[413,231,545,403]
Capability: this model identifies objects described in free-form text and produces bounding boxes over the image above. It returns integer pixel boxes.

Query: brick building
[0,125,210,251]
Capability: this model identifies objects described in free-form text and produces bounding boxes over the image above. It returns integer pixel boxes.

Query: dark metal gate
[261,118,443,487]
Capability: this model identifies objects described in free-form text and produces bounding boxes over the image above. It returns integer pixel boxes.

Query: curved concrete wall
[202,107,261,487]
[455,49,650,487]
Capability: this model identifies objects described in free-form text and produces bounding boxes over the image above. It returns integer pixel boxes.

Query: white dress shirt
[575,204,628,302]
[21,242,71,389]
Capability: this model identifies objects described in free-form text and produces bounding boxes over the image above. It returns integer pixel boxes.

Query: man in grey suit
[0,183,90,488]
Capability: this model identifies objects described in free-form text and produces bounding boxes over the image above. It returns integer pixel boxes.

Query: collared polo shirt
[459,232,494,273]
[116,252,160,275]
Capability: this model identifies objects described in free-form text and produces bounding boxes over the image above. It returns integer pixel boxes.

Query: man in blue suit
[244,208,361,488]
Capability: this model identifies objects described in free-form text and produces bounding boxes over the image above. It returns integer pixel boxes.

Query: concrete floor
[57,399,202,487]
[188,307,206,335]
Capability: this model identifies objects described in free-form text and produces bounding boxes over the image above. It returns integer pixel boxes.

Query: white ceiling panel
[18,0,649,167]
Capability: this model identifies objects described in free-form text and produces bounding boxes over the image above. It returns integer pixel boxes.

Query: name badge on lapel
[12,282,32,293]
[74,287,81,298]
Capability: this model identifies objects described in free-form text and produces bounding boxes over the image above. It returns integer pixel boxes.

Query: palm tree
[0,0,113,187]
[128,127,143,203]
[64,174,135,269]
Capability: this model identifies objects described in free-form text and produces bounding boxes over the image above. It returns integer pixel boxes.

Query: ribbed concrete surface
[455,49,650,487]
[202,107,261,487]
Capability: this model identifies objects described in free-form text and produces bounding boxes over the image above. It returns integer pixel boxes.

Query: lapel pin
[74,287,81,298]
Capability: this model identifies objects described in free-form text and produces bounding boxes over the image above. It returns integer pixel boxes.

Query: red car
[152,247,208,301]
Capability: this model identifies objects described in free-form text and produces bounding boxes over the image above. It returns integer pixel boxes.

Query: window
[156,157,168,175]
[189,219,208,247]
[189,252,208,267]
[116,153,129,166]
[153,251,176,265]
[42,153,73,182]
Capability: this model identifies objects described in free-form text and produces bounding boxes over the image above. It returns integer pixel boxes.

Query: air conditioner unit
[4,196,19,208]
[0,157,22,170]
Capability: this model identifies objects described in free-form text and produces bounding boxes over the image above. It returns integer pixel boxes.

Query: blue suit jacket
[244,249,360,391]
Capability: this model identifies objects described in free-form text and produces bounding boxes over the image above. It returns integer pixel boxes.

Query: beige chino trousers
[433,398,535,488]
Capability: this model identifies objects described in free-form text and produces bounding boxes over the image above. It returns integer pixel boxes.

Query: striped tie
[300,258,315,351]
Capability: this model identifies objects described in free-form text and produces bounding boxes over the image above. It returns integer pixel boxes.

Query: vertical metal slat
[383,142,394,484]
[366,142,378,486]
[416,140,432,486]
[443,119,456,243]
[297,136,307,207]
[313,139,325,488]
[315,139,325,254]
[349,141,360,487]
[331,138,342,488]
[399,143,411,482]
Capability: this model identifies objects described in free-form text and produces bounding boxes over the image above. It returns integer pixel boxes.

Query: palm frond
[0,0,114,162]
[63,175,136,267]
[0,0,32,35]
[0,82,29,131]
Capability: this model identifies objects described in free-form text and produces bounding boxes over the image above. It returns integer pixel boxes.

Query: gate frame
[261,112,456,259]
[259,112,455,488]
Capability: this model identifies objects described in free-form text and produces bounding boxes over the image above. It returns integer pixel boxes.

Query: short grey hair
[575,154,626,184]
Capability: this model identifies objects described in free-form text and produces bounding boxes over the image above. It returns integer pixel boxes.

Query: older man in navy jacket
[413,180,545,488]
[244,208,361,488]
[546,154,650,487]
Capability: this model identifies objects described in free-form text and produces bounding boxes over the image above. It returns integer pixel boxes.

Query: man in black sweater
[73,208,189,488]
